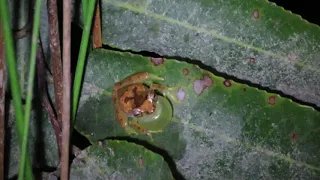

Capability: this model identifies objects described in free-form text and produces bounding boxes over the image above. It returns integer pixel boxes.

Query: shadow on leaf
[105,136,186,180]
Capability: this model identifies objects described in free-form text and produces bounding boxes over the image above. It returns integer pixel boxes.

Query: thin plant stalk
[0,22,6,180]
[18,0,42,179]
[48,0,63,130]
[82,0,87,22]
[72,0,97,123]
[61,0,72,178]
[0,0,33,179]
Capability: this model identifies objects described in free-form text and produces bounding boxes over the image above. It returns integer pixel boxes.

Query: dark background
[270,0,320,26]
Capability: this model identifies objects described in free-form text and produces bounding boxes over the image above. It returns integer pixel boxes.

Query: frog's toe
[124,126,139,135]
[147,73,164,82]
[147,133,154,142]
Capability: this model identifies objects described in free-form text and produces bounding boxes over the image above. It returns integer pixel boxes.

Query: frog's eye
[147,91,157,102]
[133,108,142,117]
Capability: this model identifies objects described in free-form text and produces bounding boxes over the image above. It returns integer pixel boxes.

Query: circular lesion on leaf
[290,131,298,144]
[249,57,255,63]
[268,96,276,105]
[223,80,232,87]
[183,68,189,75]
[252,9,260,19]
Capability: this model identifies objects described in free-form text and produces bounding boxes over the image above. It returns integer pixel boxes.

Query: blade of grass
[82,0,88,22]
[0,0,34,179]
[72,0,97,123]
[61,0,72,178]
[0,22,6,180]
[18,0,42,179]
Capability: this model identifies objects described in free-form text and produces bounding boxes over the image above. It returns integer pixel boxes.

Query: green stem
[72,0,97,123]
[0,0,33,179]
[18,0,42,179]
[82,0,87,22]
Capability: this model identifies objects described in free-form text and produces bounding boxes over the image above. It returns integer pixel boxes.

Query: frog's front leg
[114,106,141,135]
[112,89,137,135]
[114,72,164,91]
[150,84,180,103]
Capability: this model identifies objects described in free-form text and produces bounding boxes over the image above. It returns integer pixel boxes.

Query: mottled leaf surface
[6,102,59,179]
[95,0,320,107]
[70,140,173,180]
[75,49,320,179]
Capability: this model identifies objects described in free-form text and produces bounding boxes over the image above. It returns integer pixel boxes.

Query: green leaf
[69,140,173,180]
[75,48,320,179]
[6,102,59,179]
[95,0,320,108]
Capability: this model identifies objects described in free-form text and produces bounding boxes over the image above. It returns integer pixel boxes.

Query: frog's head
[132,90,158,117]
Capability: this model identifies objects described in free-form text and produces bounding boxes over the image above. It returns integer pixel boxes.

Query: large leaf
[95,0,320,108]
[5,101,59,179]
[70,140,173,180]
[75,48,320,179]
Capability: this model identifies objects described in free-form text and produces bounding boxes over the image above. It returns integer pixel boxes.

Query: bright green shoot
[18,0,42,179]
[82,0,88,22]
[72,0,97,123]
[0,0,34,179]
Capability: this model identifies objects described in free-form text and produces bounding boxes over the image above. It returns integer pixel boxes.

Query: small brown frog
[112,72,178,137]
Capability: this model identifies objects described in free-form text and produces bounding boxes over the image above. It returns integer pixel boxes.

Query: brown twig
[92,2,102,48]
[61,0,72,178]
[0,22,6,180]
[36,38,62,156]
[47,0,63,129]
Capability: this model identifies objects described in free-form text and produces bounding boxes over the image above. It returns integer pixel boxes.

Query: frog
[112,72,178,138]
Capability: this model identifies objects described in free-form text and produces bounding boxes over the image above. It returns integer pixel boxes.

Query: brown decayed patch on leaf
[176,88,185,101]
[268,96,276,105]
[290,132,298,144]
[249,57,255,63]
[202,75,213,87]
[183,68,189,75]
[149,57,164,66]
[288,53,297,61]
[193,79,203,95]
[252,9,259,19]
[223,80,232,87]
[242,88,247,92]
[138,157,144,167]
[193,75,213,95]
